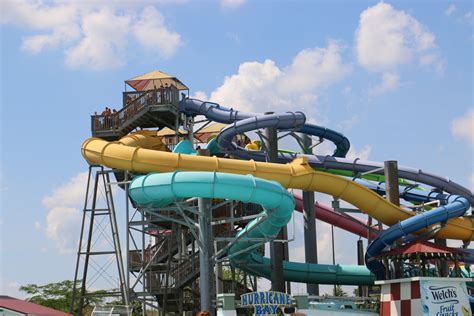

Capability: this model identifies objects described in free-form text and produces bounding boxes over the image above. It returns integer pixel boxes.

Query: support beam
[301,134,318,295]
[198,149,215,313]
[104,172,129,307]
[357,240,368,297]
[434,238,448,276]
[187,115,194,144]
[384,161,400,206]
[264,118,285,293]
[124,171,131,308]
[384,160,402,278]
[215,210,226,296]
[331,224,336,295]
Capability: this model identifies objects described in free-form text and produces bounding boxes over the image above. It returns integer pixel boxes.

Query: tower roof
[126,70,188,91]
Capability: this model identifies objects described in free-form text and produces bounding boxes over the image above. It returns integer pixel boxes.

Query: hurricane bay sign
[240,291,292,315]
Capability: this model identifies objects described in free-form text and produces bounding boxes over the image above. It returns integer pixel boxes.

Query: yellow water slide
[81,132,474,241]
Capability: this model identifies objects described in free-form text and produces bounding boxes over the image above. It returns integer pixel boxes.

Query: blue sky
[1,0,473,297]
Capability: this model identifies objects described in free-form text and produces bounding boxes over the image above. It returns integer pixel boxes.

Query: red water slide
[293,193,378,239]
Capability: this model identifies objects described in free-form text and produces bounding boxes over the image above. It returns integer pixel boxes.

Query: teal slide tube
[129,171,375,285]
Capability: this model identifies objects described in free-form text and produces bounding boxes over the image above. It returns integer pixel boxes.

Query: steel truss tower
[71,165,129,315]
[72,164,264,315]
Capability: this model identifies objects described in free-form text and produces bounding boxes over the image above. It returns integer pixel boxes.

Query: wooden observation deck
[91,70,188,140]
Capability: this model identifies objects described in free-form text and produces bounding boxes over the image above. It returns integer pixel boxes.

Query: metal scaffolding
[72,163,267,315]
[71,166,128,315]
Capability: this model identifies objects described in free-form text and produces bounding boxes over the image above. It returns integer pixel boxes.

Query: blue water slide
[129,171,375,285]
[361,181,474,268]
[181,98,350,158]
[180,98,474,204]
[178,98,474,287]
[353,179,455,205]
[365,195,471,279]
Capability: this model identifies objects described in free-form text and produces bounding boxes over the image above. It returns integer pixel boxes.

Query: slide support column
[384,160,402,277]
[198,149,215,313]
[265,114,286,293]
[384,160,400,206]
[301,134,319,295]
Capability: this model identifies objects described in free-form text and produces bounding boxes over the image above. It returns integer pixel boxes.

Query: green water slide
[129,171,375,285]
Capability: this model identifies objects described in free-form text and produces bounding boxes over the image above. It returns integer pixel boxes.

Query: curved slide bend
[181,98,351,158]
[81,134,474,241]
[172,141,378,239]
[366,194,470,279]
[81,134,474,287]
[181,99,474,204]
[359,181,472,279]
[128,171,374,285]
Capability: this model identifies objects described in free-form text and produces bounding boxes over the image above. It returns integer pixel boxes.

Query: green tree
[19,280,104,315]
[20,280,75,313]
[333,285,348,297]
[20,280,146,316]
[221,266,257,290]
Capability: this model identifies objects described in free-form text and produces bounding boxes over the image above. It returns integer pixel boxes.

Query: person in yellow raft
[245,140,261,151]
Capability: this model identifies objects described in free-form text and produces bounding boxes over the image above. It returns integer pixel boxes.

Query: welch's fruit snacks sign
[421,279,472,316]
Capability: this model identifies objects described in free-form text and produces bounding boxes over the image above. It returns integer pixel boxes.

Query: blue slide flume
[177,97,474,286]
[181,98,474,204]
[124,98,474,287]
[366,194,470,279]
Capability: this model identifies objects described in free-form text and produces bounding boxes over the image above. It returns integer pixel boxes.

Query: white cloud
[21,24,81,54]
[1,0,80,54]
[132,6,181,58]
[46,206,81,254]
[42,172,88,209]
[369,72,400,96]
[355,2,440,73]
[208,41,351,118]
[451,108,474,147]
[346,145,372,160]
[65,8,130,70]
[420,53,445,74]
[278,42,352,94]
[41,172,121,254]
[42,172,88,254]
[464,11,474,24]
[0,281,25,299]
[445,4,456,16]
[210,59,281,112]
[338,115,360,131]
[420,54,437,66]
[221,0,246,9]
[0,0,77,30]
[1,1,183,70]
[192,90,208,100]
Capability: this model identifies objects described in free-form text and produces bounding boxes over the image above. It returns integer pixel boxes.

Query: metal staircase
[91,87,180,140]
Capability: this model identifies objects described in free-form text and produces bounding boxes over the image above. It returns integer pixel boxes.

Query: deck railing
[91,86,180,132]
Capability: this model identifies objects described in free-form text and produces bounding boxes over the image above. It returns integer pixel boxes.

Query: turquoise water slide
[129,171,375,285]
